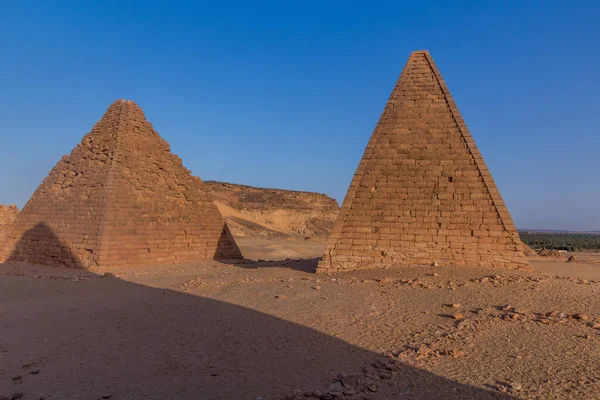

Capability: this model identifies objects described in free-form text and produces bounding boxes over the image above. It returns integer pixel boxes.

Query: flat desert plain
[1,236,600,400]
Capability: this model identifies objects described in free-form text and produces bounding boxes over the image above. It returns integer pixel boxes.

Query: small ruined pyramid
[318,51,528,272]
[0,100,242,269]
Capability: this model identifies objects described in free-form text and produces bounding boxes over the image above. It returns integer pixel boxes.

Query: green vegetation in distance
[519,232,600,252]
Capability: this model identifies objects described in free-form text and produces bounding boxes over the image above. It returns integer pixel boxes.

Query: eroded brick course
[0,100,242,269]
[0,205,19,247]
[318,51,528,272]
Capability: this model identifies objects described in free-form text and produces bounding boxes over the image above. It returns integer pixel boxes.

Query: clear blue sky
[1,1,598,231]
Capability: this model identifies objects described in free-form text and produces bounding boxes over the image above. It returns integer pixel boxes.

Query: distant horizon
[518,228,600,234]
[1,1,598,231]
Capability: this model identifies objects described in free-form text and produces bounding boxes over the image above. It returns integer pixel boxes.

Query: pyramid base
[0,254,245,273]
[317,253,529,274]
[88,257,246,274]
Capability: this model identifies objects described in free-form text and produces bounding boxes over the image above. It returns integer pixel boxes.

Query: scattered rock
[502,312,521,321]
[448,349,465,358]
[311,286,321,290]
[452,313,465,320]
[327,382,344,392]
[413,344,437,360]
[510,382,522,391]
[274,295,288,299]
[538,249,563,259]
[367,384,378,392]
[11,376,22,382]
[573,313,589,321]
[588,321,600,329]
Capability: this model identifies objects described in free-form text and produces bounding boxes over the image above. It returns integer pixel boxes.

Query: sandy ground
[2,240,600,399]
[234,237,326,261]
[531,252,600,281]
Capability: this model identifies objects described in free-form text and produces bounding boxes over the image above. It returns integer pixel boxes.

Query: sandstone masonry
[0,205,19,247]
[318,51,528,272]
[0,100,242,269]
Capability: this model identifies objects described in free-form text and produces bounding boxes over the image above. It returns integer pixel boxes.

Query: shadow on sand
[236,257,320,273]
[5,222,246,268]
[5,222,86,268]
[0,226,514,399]
[214,223,245,263]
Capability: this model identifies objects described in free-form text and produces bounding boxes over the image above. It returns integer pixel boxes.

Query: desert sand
[2,236,600,399]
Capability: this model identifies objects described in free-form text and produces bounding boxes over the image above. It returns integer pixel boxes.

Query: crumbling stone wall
[318,51,527,272]
[0,205,19,248]
[1,100,241,269]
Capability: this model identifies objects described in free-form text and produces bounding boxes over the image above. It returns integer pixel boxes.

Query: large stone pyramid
[0,100,242,269]
[318,51,527,272]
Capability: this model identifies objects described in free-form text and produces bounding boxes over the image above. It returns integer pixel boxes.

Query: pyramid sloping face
[318,51,527,272]
[0,100,242,269]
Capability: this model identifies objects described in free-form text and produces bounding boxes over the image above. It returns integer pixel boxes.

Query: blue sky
[0,1,598,231]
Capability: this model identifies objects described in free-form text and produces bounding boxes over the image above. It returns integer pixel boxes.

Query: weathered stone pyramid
[318,51,527,272]
[0,100,242,269]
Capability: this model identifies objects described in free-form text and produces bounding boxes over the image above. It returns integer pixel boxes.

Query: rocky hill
[203,181,339,239]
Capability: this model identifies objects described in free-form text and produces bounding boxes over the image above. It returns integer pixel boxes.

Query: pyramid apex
[109,99,138,105]
[106,99,126,111]
[105,99,143,115]
[410,50,431,56]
